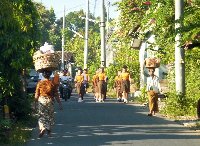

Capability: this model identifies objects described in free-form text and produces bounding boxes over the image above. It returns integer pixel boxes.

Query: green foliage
[34,2,57,45]
[0,119,12,131]
[107,20,140,89]
[106,64,119,89]
[162,93,195,117]
[0,0,40,97]
[139,86,148,103]
[0,117,37,145]
[62,10,101,70]
[0,119,13,143]
[8,94,34,119]
[116,0,200,63]
[0,0,41,125]
[115,0,200,117]
[8,116,37,145]
[131,86,148,103]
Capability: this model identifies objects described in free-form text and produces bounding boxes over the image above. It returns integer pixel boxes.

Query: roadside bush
[0,119,12,143]
[7,93,34,120]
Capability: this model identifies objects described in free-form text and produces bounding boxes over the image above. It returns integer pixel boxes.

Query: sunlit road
[25,93,200,146]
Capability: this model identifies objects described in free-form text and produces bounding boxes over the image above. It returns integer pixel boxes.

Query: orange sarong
[147,90,159,112]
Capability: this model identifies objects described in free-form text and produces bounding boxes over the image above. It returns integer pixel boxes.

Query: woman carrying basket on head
[146,68,161,116]
[35,70,63,138]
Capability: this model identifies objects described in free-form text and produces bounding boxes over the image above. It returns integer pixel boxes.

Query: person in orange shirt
[114,70,122,102]
[82,69,90,93]
[35,70,62,138]
[92,70,99,102]
[74,68,84,102]
[98,67,106,102]
[121,65,131,103]
[52,70,60,90]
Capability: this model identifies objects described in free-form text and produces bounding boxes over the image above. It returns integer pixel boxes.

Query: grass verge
[0,115,37,145]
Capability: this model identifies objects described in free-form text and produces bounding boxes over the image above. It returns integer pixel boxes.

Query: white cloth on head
[40,42,54,54]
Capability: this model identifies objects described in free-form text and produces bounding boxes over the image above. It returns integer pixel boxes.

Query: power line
[54,3,85,15]
[93,0,98,16]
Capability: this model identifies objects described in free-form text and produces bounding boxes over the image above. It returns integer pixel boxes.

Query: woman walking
[98,67,106,102]
[92,70,99,102]
[75,68,85,102]
[35,70,62,138]
[121,65,131,103]
[114,70,122,102]
[146,68,161,116]
[82,69,90,93]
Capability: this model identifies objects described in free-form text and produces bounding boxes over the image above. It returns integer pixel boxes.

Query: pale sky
[33,0,120,19]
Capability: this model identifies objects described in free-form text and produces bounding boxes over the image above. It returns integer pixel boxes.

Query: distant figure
[82,69,90,93]
[97,67,106,102]
[104,75,108,101]
[92,70,99,102]
[146,68,161,116]
[121,65,131,103]
[60,69,72,82]
[114,70,122,102]
[59,69,73,99]
[35,70,62,138]
[52,70,60,89]
[74,68,85,102]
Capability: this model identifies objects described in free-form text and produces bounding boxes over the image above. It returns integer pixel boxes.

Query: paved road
[25,93,200,146]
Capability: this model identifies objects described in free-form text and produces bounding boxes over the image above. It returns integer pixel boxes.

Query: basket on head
[144,58,160,68]
[33,50,59,72]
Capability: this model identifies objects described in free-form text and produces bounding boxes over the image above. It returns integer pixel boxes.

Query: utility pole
[175,0,185,94]
[107,1,110,33]
[100,0,106,67]
[61,6,65,70]
[84,0,89,69]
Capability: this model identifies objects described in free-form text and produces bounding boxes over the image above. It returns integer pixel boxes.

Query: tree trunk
[20,69,27,99]
[197,99,200,119]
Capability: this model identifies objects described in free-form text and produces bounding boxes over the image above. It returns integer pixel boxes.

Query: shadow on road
[26,93,200,146]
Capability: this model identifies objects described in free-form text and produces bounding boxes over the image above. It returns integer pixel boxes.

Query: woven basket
[33,51,59,72]
[144,58,160,68]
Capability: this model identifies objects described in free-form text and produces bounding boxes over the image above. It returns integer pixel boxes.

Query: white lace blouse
[146,75,161,93]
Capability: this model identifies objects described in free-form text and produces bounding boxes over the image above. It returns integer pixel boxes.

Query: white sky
[33,0,120,19]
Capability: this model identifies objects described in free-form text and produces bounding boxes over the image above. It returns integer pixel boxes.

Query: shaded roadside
[25,93,200,146]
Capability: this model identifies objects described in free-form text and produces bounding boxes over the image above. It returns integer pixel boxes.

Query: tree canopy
[115,0,200,116]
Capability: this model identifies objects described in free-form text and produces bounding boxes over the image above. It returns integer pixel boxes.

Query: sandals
[39,129,52,138]
[39,129,46,138]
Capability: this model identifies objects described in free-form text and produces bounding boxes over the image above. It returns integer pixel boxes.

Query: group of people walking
[34,65,162,138]
[74,65,131,104]
[74,67,108,103]
[114,66,162,116]
[92,67,108,102]
[74,68,90,102]
[74,65,162,117]
[114,65,131,103]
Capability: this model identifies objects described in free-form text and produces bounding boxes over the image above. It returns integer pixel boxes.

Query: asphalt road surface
[25,93,200,146]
